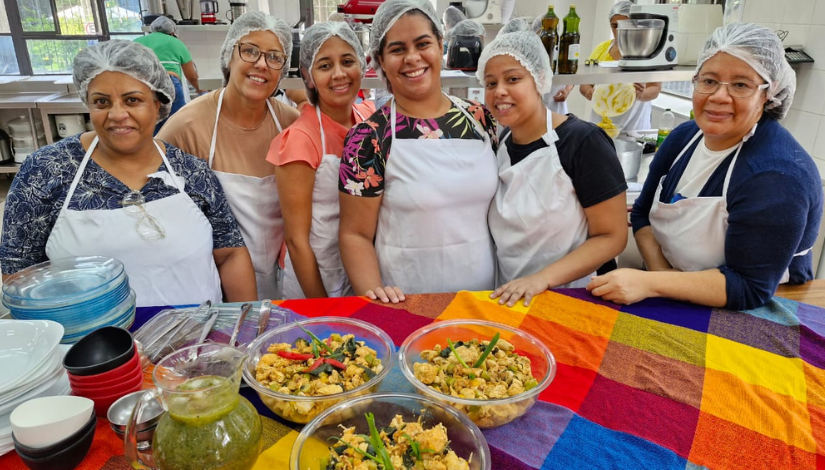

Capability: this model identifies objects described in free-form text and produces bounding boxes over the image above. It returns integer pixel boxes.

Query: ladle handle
[125,389,162,470]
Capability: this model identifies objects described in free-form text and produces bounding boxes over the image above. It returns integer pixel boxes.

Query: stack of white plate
[0,320,70,456]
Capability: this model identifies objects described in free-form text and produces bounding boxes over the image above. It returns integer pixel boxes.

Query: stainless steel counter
[0,92,63,109]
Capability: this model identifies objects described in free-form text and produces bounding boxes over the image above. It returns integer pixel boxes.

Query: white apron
[45,136,222,307]
[648,128,809,282]
[209,88,284,300]
[282,105,365,299]
[375,95,498,294]
[488,108,591,288]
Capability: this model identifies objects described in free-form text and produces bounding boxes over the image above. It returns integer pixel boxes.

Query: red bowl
[67,347,140,385]
[70,369,143,398]
[68,356,141,390]
[86,381,144,416]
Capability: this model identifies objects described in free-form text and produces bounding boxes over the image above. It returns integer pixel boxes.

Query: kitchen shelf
[0,93,63,109]
[35,93,87,112]
[143,24,230,32]
[0,162,23,174]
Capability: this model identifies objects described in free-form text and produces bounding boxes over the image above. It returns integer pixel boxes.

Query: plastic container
[657,108,675,150]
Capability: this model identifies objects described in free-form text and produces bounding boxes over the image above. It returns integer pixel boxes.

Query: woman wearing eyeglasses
[0,41,255,307]
[158,12,299,300]
[587,23,823,310]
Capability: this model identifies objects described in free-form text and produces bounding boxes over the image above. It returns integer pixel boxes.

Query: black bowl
[14,414,96,470]
[63,327,135,376]
[13,411,96,458]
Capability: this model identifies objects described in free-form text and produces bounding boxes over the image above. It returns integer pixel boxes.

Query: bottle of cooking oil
[539,5,560,73]
[558,5,580,74]
[657,108,674,151]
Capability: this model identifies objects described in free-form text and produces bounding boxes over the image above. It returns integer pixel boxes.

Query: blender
[175,0,197,24]
[226,1,246,24]
[200,0,219,24]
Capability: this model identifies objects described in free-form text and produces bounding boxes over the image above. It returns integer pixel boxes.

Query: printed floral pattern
[0,135,244,275]
[338,97,498,197]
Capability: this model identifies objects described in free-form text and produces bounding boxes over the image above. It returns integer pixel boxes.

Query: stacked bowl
[0,320,70,457]
[63,327,144,415]
[2,256,136,344]
[10,396,96,470]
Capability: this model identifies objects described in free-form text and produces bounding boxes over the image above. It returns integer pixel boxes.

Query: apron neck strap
[391,93,485,140]
[62,136,180,211]
[317,104,366,156]
[670,128,745,198]
[209,88,283,168]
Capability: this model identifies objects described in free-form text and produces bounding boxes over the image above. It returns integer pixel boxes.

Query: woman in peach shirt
[267,22,374,298]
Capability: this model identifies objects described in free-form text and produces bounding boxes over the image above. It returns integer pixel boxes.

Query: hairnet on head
[150,16,177,35]
[443,6,466,31]
[695,23,796,120]
[369,0,442,87]
[530,16,542,34]
[445,19,484,43]
[219,11,292,88]
[73,40,174,122]
[476,29,553,98]
[300,21,366,105]
[609,1,633,21]
[500,17,530,35]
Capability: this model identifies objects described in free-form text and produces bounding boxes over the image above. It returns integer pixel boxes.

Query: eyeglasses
[235,43,288,70]
[692,75,770,99]
[121,190,166,240]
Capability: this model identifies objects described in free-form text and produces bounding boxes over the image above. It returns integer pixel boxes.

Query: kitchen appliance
[337,0,384,23]
[200,0,218,24]
[446,22,485,71]
[175,0,197,24]
[288,29,301,77]
[55,114,86,138]
[226,1,246,23]
[617,3,723,70]
[464,0,501,25]
[140,0,168,25]
[0,129,12,163]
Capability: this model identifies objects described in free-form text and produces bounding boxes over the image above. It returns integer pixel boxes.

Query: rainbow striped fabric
[266,288,825,470]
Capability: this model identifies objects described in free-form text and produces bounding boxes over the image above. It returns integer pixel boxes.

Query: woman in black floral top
[338,0,499,302]
[0,41,256,306]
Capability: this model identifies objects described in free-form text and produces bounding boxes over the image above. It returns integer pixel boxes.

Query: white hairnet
[300,21,366,105]
[609,1,633,21]
[446,19,485,43]
[443,6,466,30]
[150,16,177,35]
[530,16,542,34]
[477,27,553,100]
[696,23,796,120]
[501,17,530,35]
[369,0,442,88]
[219,11,292,88]
[73,40,174,122]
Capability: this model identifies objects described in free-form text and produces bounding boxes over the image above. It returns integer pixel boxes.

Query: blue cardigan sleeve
[721,169,814,309]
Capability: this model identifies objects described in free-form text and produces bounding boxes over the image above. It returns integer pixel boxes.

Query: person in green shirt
[135,16,203,134]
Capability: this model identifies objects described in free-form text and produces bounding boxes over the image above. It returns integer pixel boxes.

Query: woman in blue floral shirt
[0,41,256,306]
[338,0,499,303]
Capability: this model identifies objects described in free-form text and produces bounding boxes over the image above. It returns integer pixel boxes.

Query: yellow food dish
[592,83,636,118]
[597,115,620,138]
[324,413,471,470]
[412,337,538,428]
[254,333,383,422]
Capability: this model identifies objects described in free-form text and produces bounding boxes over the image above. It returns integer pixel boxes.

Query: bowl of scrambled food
[398,319,555,428]
[243,317,394,424]
[290,392,491,470]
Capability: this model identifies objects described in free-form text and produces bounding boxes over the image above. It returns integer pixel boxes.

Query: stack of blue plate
[2,257,136,344]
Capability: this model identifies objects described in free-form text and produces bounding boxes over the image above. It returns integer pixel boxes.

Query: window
[313,0,338,22]
[1,0,143,75]
[662,81,692,100]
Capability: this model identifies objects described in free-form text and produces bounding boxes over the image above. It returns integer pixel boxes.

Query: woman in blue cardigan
[588,23,823,310]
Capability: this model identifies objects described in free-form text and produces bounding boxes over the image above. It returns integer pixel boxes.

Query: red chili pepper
[325,358,347,370]
[306,358,327,372]
[277,350,314,361]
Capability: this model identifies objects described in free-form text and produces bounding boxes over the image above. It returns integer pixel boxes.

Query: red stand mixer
[336,0,385,23]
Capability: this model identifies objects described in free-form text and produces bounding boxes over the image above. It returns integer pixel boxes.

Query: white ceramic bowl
[10,396,94,449]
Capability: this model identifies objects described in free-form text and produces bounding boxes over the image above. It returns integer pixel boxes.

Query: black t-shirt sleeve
[556,115,627,208]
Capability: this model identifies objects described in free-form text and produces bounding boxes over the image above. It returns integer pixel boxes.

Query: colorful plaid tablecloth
[3,288,824,470]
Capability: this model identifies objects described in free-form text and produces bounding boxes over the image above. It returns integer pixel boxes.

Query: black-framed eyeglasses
[235,43,288,70]
[692,75,769,99]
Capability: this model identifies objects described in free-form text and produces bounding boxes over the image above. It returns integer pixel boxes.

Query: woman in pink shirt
[267,22,374,298]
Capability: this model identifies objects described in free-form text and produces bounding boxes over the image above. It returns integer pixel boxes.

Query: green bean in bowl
[399,320,556,428]
[243,317,394,424]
